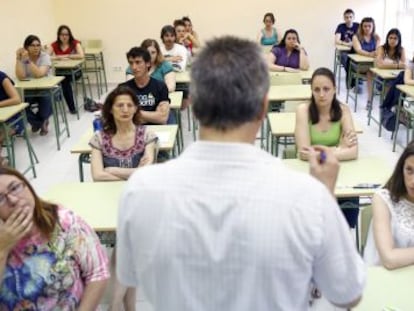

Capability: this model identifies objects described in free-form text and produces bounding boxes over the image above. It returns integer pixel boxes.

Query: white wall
[0,0,56,78]
[2,0,386,82]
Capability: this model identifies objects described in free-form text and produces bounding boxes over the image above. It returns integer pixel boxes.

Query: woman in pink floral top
[0,167,109,310]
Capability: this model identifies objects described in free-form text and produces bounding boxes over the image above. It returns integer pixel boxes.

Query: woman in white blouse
[365,141,414,269]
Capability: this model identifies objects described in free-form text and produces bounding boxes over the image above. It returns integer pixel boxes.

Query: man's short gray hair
[190,36,269,130]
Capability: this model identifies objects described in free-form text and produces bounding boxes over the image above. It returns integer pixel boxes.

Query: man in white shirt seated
[117,36,366,311]
[160,25,188,72]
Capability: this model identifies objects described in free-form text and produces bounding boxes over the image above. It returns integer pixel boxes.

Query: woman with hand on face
[295,67,359,228]
[89,85,157,311]
[268,29,310,72]
[47,25,84,114]
[15,35,52,135]
[0,167,109,310]
[182,16,201,50]
[257,12,281,47]
[365,142,414,269]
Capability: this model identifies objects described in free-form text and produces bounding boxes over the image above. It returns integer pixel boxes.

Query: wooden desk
[0,103,37,177]
[44,181,125,231]
[354,265,414,310]
[84,47,107,96]
[345,54,375,112]
[368,68,403,137]
[176,70,190,84]
[53,59,86,120]
[267,112,363,156]
[71,125,179,181]
[15,76,70,150]
[268,84,311,102]
[283,157,391,198]
[392,84,414,152]
[269,69,313,83]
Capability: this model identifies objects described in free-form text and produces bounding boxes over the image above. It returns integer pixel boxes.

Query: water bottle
[92,111,103,133]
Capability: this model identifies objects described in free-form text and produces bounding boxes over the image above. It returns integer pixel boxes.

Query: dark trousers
[338,197,360,228]
[25,96,52,128]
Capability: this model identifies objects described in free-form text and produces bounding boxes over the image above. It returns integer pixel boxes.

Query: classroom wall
[0,0,56,78]
[2,0,386,83]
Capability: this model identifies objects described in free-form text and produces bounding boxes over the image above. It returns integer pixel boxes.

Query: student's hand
[20,50,29,62]
[0,207,33,254]
[341,130,358,148]
[171,55,183,62]
[294,42,301,50]
[16,48,27,61]
[308,145,339,195]
[285,67,300,73]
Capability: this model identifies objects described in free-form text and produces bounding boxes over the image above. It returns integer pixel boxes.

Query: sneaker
[40,120,49,136]
[31,124,40,133]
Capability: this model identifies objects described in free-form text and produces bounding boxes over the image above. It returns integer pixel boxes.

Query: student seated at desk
[0,70,24,166]
[174,18,200,57]
[267,29,309,72]
[375,28,406,70]
[125,39,176,92]
[257,12,281,46]
[15,34,52,136]
[334,8,359,68]
[0,167,109,310]
[120,47,170,125]
[182,16,201,51]
[89,85,157,311]
[295,67,359,227]
[47,25,84,114]
[160,25,188,72]
[365,142,414,269]
[350,17,381,109]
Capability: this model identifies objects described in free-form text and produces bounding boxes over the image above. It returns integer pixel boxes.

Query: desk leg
[392,93,404,152]
[71,69,80,120]
[378,79,386,137]
[100,52,108,92]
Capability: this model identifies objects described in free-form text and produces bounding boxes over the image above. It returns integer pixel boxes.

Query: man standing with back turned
[117,36,365,310]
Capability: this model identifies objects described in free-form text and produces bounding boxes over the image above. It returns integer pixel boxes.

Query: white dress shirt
[117,141,365,310]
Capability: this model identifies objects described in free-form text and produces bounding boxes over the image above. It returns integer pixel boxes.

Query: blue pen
[319,151,327,164]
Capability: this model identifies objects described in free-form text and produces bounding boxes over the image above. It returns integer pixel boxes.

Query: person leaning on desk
[15,34,52,136]
[0,167,109,310]
[267,28,310,72]
[365,142,414,269]
[295,67,360,228]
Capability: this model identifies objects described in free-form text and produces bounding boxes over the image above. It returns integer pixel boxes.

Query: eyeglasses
[0,182,26,206]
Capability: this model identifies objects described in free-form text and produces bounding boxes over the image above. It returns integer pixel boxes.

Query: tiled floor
[11,72,407,310]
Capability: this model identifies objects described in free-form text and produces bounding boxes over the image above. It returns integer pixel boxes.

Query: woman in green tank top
[295,67,358,161]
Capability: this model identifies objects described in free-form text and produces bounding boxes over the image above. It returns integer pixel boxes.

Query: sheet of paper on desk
[155,131,170,143]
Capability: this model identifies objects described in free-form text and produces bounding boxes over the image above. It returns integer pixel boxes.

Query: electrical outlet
[112,66,122,72]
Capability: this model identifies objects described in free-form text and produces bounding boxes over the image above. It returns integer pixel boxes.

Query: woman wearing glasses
[15,35,52,135]
[0,167,109,310]
[48,25,84,114]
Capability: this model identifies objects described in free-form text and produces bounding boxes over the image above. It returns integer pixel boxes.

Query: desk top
[335,44,352,52]
[396,84,414,98]
[269,69,313,81]
[84,48,103,55]
[53,59,84,69]
[44,181,124,231]
[176,70,190,84]
[354,265,414,310]
[347,54,375,63]
[169,91,183,109]
[70,124,178,154]
[15,76,64,89]
[0,103,29,122]
[268,84,311,101]
[268,112,363,136]
[283,157,391,197]
[370,68,402,79]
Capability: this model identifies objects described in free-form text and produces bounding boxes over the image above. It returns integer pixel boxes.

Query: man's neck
[198,123,260,144]
[134,75,150,88]
[164,43,174,51]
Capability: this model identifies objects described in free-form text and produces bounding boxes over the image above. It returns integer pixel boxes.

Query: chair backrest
[270,73,302,86]
[84,39,103,49]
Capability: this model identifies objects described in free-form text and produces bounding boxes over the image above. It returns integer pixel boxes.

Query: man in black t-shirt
[120,47,170,125]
